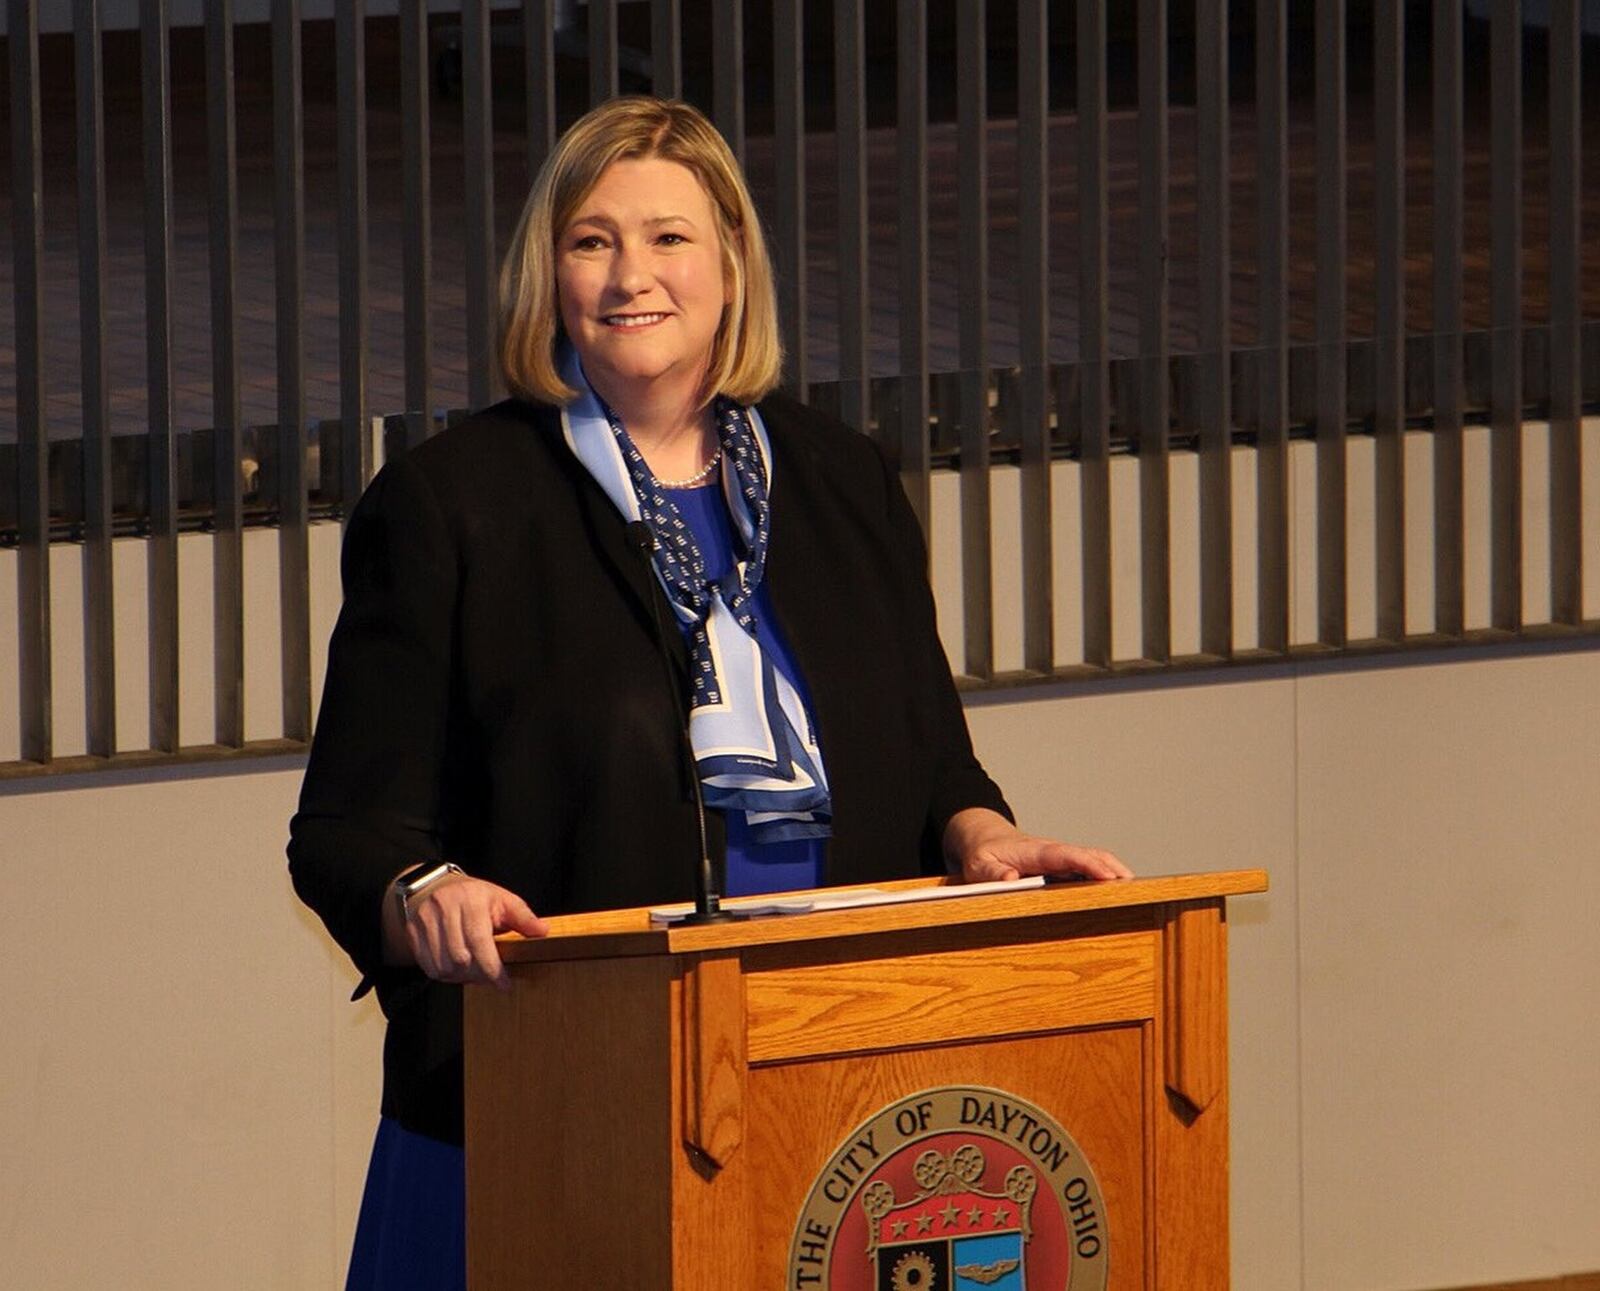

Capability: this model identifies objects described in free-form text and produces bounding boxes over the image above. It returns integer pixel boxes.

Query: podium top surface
[496,869,1268,965]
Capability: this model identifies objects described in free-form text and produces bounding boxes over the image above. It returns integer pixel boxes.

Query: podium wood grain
[465,870,1265,1288]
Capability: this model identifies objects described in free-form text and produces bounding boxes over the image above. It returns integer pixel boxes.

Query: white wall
[0,759,381,1289]
[6,645,1596,1290]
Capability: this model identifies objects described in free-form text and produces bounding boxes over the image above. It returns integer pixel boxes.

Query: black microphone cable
[625,520,744,924]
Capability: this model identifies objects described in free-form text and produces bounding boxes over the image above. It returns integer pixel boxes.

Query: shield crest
[862,1146,1035,1291]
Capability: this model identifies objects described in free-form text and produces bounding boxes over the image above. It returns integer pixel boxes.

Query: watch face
[397,862,436,891]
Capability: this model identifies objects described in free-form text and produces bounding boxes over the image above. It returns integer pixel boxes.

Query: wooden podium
[465,870,1266,1289]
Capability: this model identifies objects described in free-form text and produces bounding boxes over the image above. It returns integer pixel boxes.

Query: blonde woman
[290,97,1127,1288]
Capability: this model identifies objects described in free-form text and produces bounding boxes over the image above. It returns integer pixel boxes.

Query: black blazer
[288,392,1011,1143]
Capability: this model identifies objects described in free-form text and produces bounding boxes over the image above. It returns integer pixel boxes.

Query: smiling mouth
[602,312,670,328]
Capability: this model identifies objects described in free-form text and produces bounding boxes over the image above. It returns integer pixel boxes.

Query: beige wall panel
[1347,435,1377,641]
[965,673,1305,1290]
[0,547,18,761]
[1585,419,1599,618]
[990,465,1025,673]
[178,534,217,748]
[1111,455,1143,661]
[1292,438,1318,645]
[243,528,285,742]
[1521,422,1553,626]
[0,764,368,1289]
[47,542,86,757]
[1463,425,1493,630]
[1169,450,1203,656]
[1050,458,1085,667]
[1294,649,1600,1290]
[1234,444,1260,650]
[1405,431,1436,635]
[113,536,150,751]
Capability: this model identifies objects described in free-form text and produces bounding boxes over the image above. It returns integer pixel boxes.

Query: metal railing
[1,0,1596,776]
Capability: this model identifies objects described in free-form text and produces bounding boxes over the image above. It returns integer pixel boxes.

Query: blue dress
[345,475,824,1290]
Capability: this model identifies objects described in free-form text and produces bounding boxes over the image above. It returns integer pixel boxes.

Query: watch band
[394,861,465,921]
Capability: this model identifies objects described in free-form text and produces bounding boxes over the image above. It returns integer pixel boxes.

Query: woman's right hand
[381,871,549,992]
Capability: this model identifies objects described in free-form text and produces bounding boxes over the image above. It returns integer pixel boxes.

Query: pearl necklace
[654,450,721,489]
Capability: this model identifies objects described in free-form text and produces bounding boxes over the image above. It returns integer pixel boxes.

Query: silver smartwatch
[393,861,465,921]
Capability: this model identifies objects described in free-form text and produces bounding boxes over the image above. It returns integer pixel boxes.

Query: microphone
[625,520,746,925]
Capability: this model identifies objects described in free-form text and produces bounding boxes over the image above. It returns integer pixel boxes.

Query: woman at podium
[288,95,1128,1290]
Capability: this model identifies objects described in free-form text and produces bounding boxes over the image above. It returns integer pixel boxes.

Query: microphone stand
[626,521,747,925]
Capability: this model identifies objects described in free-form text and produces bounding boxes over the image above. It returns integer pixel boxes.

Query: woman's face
[555,156,731,405]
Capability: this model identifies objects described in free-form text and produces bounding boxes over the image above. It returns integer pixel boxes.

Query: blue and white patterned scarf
[558,346,832,842]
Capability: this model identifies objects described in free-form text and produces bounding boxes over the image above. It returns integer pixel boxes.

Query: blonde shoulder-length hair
[499,96,783,408]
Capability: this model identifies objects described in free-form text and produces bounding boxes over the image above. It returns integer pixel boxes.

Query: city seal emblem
[789,1086,1108,1290]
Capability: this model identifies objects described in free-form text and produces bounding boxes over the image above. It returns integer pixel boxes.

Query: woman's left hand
[944,807,1133,884]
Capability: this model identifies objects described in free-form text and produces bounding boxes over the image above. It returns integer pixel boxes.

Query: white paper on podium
[647,874,1048,925]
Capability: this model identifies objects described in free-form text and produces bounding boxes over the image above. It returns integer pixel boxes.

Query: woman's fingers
[404,876,546,987]
[1049,844,1139,883]
[462,903,512,990]
[963,853,1022,883]
[964,837,1134,884]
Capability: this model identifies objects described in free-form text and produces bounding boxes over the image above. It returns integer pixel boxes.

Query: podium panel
[466,871,1264,1289]
[749,1028,1148,1288]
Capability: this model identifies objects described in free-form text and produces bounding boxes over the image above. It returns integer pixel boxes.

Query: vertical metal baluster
[590,0,618,104]
[463,0,498,409]
[273,0,311,741]
[1549,0,1582,625]
[775,0,809,398]
[1256,0,1289,654]
[1079,0,1110,668]
[338,0,372,512]
[652,0,682,101]
[1316,0,1347,646]
[713,0,745,164]
[834,0,870,438]
[1432,0,1464,636]
[10,0,51,763]
[1197,0,1231,657]
[1489,0,1522,630]
[207,0,245,746]
[896,0,929,529]
[77,0,115,756]
[402,0,433,446]
[1138,0,1171,663]
[957,0,992,679]
[1373,0,1405,640]
[526,0,557,177]
[1017,0,1056,665]
[143,0,179,751]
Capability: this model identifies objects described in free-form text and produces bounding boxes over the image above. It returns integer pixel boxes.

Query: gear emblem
[891,1250,938,1290]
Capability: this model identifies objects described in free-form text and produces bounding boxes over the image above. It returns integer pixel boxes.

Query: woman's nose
[610,242,654,296]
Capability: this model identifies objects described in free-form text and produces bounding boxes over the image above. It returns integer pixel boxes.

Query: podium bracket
[680,950,746,1171]
[1162,898,1226,1114]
